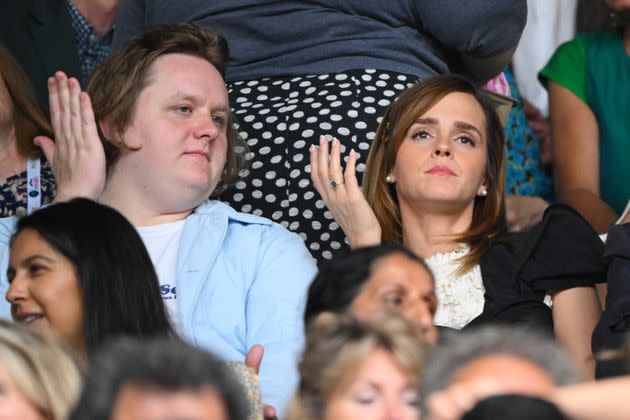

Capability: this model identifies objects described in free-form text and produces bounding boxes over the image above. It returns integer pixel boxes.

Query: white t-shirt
[136,220,186,331]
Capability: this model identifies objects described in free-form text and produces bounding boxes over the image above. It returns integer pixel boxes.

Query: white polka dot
[274,137,285,144]
[358,142,370,150]
[329,221,339,230]
[322,251,332,259]
[302,129,314,138]
[247,138,258,146]
[337,127,350,136]
[259,146,271,155]
[298,178,309,188]
[256,95,268,101]
[340,90,352,97]
[241,204,252,212]
[265,171,276,179]
[289,221,300,230]
[312,221,322,230]
[320,232,330,241]
[324,211,333,220]
[379,73,391,80]
[285,104,298,111]
[356,163,366,172]
[247,80,259,86]
[365,107,376,114]
[303,209,313,219]
[293,111,305,118]
[305,87,316,95]
[363,96,375,103]
[252,178,263,187]
[275,178,287,187]
[319,122,332,130]
[310,242,320,250]
[299,80,311,87]
[253,209,263,216]
[270,155,282,164]
[294,140,306,148]
[289,91,299,99]
[265,116,278,123]
[315,200,326,209]
[243,115,255,122]
[252,122,263,130]
[335,74,348,80]
[272,211,283,220]
[304,191,315,200]
[290,169,301,178]
[306,116,318,123]
[252,190,263,199]
[331,101,342,107]
[241,87,252,94]
[378,99,391,107]
[330,241,341,249]
[289,123,300,131]
[355,121,367,129]
[251,161,263,169]
[330,114,342,122]
[235,181,246,190]
[394,83,406,90]
[257,85,268,92]
[319,108,331,115]
[265,194,276,203]
[262,131,272,140]
[376,80,387,87]
[347,110,358,118]
[384,90,396,97]
[233,193,244,202]
[288,207,299,217]
[293,153,304,163]
[280,199,290,208]
[397,75,408,81]
[361,74,372,81]
[277,122,287,130]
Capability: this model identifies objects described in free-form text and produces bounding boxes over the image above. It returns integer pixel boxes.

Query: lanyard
[26,157,41,215]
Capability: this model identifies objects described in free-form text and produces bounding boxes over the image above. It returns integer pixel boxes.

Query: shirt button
[89,34,98,43]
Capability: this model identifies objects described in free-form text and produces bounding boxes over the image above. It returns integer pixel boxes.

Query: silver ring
[330,180,343,189]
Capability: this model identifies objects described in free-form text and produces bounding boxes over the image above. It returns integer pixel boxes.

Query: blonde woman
[0,319,81,420]
[288,315,429,420]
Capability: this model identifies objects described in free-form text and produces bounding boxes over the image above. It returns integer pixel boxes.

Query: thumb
[34,136,55,164]
[245,344,264,375]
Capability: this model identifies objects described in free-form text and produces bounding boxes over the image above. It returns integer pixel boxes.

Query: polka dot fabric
[222,70,416,262]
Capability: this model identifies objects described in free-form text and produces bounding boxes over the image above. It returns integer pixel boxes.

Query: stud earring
[479,189,488,197]
[385,175,394,183]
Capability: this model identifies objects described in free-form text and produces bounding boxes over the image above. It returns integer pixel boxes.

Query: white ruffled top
[425,244,553,330]
[425,244,484,330]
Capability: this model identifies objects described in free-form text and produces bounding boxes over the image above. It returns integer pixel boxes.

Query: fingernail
[319,135,325,144]
[332,137,338,146]
[309,144,315,152]
[33,138,40,146]
[350,148,356,156]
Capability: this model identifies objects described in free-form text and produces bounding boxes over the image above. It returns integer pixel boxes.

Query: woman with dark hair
[540,0,630,233]
[311,74,607,377]
[0,44,56,217]
[5,198,173,359]
[305,243,438,344]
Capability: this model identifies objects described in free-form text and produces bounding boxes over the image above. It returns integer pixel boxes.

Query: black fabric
[467,204,606,332]
[0,0,82,112]
[593,223,630,378]
[462,394,568,420]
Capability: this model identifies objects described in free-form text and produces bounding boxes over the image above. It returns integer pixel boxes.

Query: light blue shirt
[0,200,316,414]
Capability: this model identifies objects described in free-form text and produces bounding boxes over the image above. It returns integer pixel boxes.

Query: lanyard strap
[26,157,41,215]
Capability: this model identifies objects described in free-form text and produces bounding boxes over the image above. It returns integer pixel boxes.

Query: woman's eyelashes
[455,134,476,147]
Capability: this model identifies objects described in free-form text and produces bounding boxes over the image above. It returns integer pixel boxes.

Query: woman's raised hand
[34,72,106,203]
[310,135,381,248]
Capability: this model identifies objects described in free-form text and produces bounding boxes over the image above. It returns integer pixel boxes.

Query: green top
[540,32,630,214]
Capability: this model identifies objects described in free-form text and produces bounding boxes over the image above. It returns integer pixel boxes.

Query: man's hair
[70,336,249,420]
[87,23,248,194]
[304,243,432,328]
[421,325,579,399]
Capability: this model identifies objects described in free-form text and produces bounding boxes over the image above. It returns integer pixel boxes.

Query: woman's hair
[87,23,248,195]
[0,319,82,420]
[362,74,507,274]
[12,198,173,356]
[304,243,432,328]
[0,44,53,157]
[288,315,429,420]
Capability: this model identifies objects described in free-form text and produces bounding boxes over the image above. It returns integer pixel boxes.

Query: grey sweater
[113,0,526,83]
